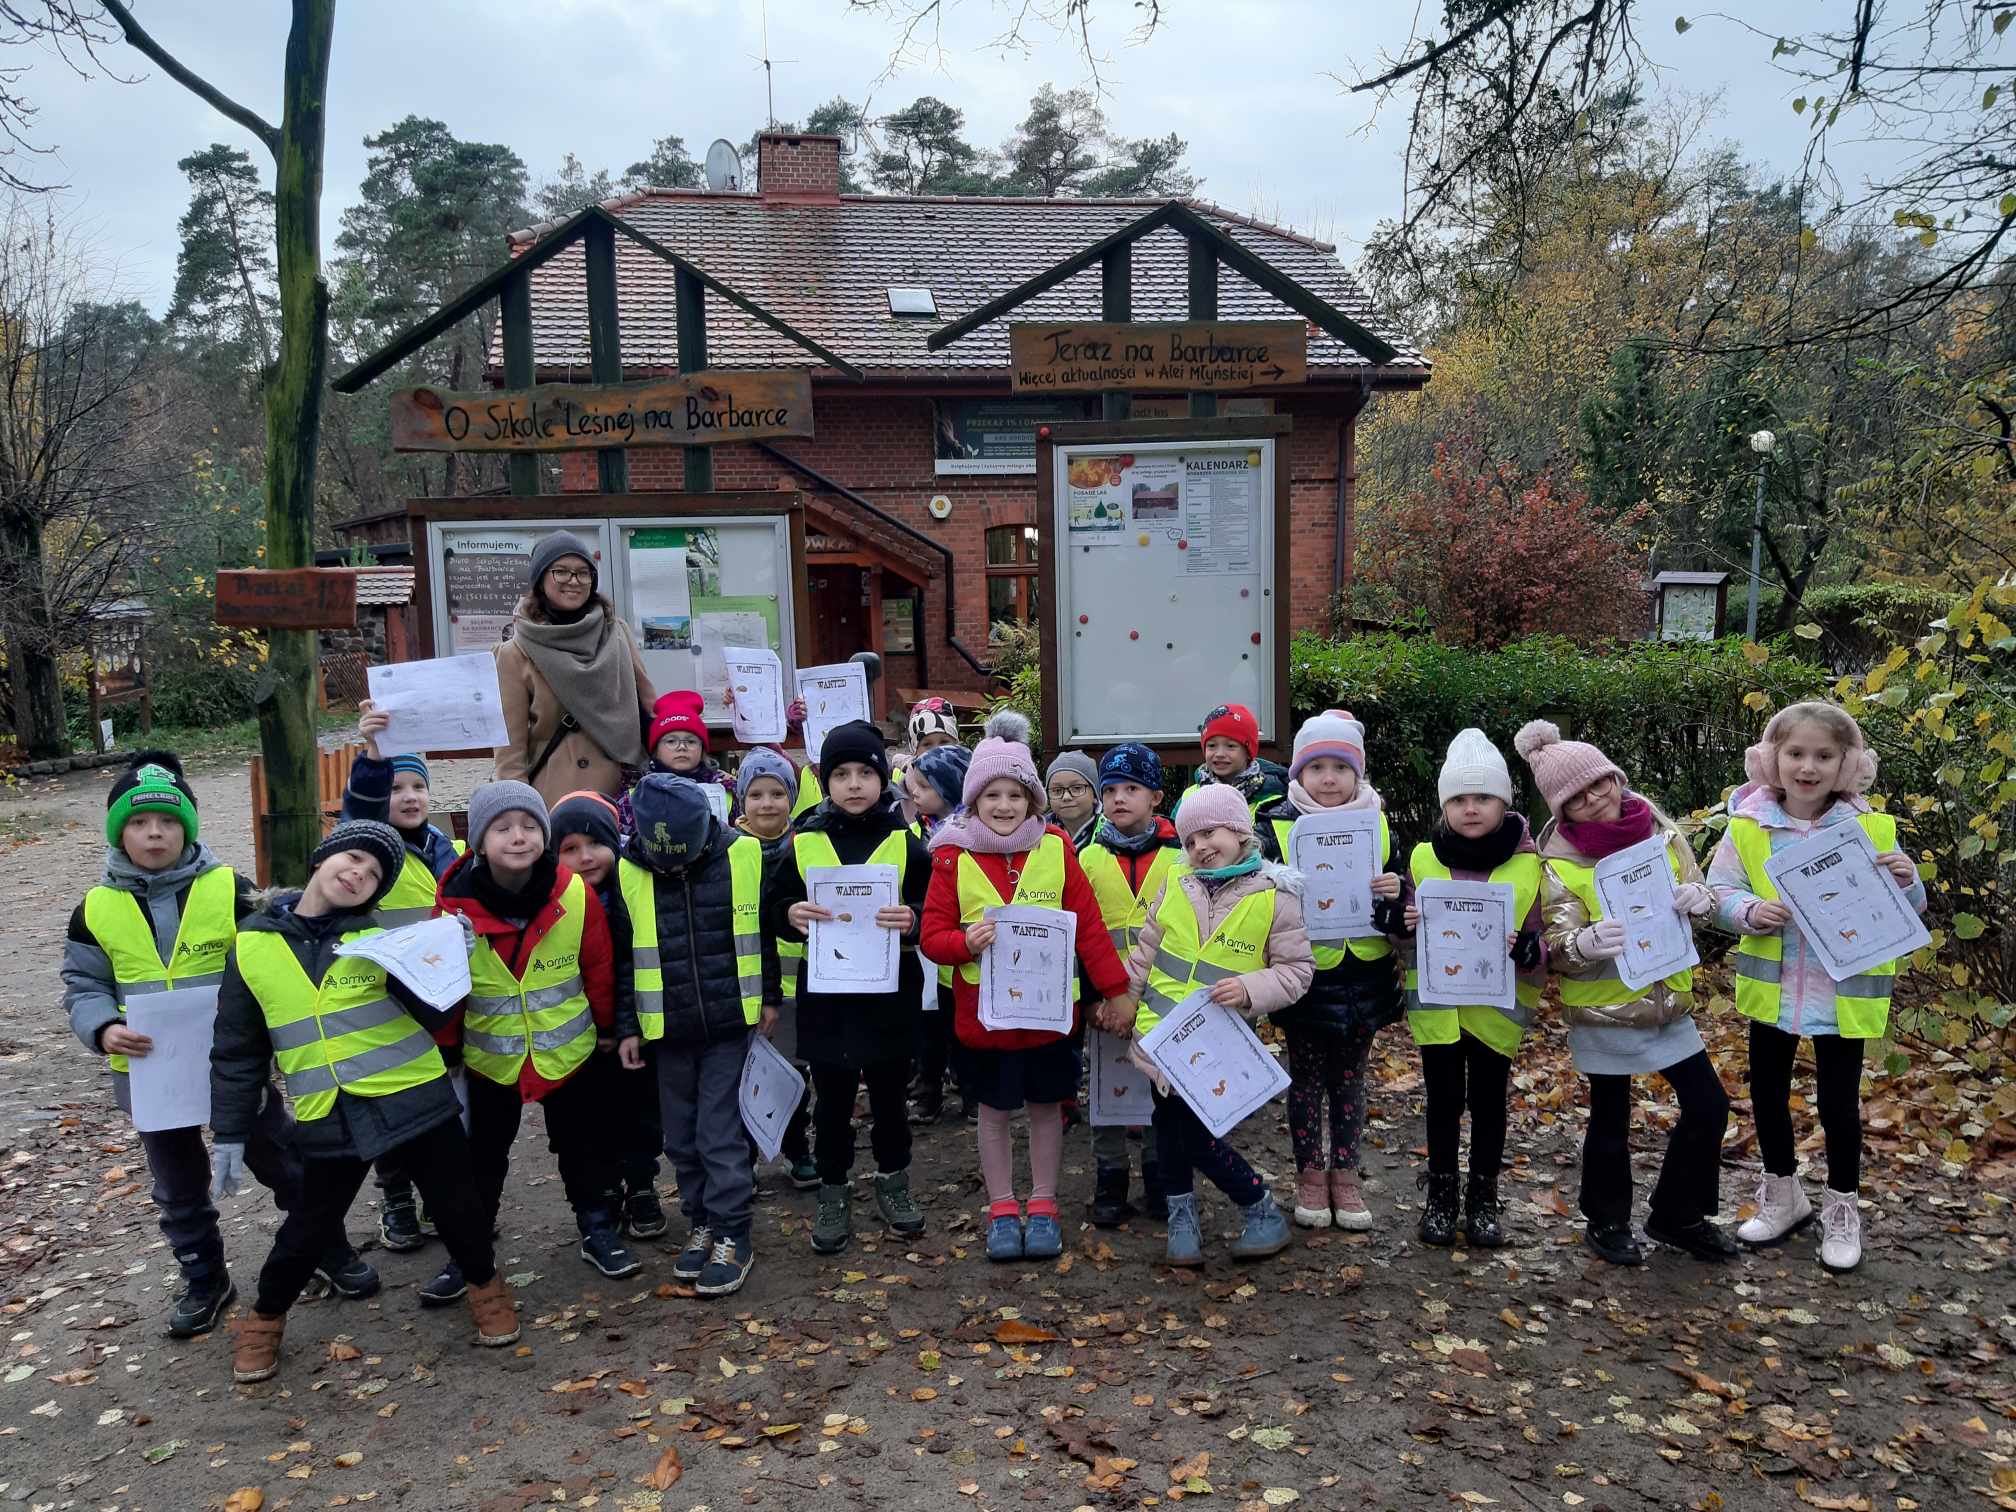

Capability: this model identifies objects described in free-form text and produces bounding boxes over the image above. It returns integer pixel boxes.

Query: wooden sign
[215,568,358,630]
[1008,320,1307,394]
[388,372,815,453]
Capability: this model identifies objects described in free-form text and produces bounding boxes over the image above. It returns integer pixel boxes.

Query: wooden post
[1187,239,1218,420]
[675,266,713,493]
[1100,247,1132,422]
[865,565,886,721]
[583,216,629,495]
[500,264,540,497]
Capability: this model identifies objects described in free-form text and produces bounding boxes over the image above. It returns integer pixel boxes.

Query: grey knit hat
[528,530,597,593]
[467,780,550,855]
[309,819,406,912]
[1045,750,1098,792]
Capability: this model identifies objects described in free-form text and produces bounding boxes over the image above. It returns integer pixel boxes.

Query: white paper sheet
[723,645,787,744]
[365,653,510,756]
[1592,834,1701,991]
[1290,808,1385,940]
[1764,823,1931,982]
[333,917,470,1010]
[1088,1025,1154,1126]
[697,614,773,722]
[1412,879,1517,1012]
[977,905,1078,1033]
[795,662,871,766]
[1138,990,1291,1139]
[739,1032,807,1164]
[805,863,902,994]
[124,986,220,1133]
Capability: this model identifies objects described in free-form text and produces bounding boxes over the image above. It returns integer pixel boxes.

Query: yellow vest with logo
[1080,841,1178,967]
[792,828,908,997]
[1545,838,1695,1009]
[1728,810,1900,1039]
[618,839,765,1042]
[1137,870,1275,1038]
[462,872,595,1085]
[1268,813,1394,968]
[1404,843,1540,1056]
[236,928,446,1121]
[952,832,1067,986]
[376,841,466,928]
[83,867,237,1073]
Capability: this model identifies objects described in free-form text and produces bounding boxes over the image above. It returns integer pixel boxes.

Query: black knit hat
[104,749,199,847]
[817,719,890,787]
[309,819,406,913]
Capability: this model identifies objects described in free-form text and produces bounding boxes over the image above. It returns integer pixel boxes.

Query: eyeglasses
[546,567,593,585]
[658,733,703,751]
[1049,783,1093,802]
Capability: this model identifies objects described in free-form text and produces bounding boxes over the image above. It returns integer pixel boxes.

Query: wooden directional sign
[1008,320,1307,394]
[215,568,358,630]
[388,372,815,453]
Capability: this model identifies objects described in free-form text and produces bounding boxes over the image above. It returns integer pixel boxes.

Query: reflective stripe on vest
[1268,813,1393,968]
[952,834,1067,986]
[1079,841,1177,962]
[1545,841,1694,1007]
[374,841,464,928]
[792,766,823,818]
[1404,843,1541,1049]
[82,867,237,1073]
[236,928,444,1120]
[462,872,594,1085]
[1728,810,1899,1039]
[619,839,765,1042]
[792,828,908,995]
[1137,872,1275,1037]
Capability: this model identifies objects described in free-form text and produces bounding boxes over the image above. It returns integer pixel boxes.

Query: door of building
[808,564,867,669]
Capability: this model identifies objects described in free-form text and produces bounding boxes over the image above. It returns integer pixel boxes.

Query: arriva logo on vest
[545,952,579,971]
[1216,936,1260,957]
[330,967,381,990]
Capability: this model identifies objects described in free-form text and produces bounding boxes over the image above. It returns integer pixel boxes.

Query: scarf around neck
[927,810,1046,855]
[1097,817,1167,856]
[1285,777,1383,816]
[1430,812,1526,874]
[510,600,644,767]
[1558,791,1658,859]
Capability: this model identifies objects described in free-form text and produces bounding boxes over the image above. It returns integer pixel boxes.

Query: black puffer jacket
[211,898,462,1162]
[606,820,772,1049]
[1255,798,1406,1038]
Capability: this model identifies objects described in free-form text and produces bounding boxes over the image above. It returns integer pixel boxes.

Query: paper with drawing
[1138,991,1291,1139]
[1592,834,1700,991]
[1764,823,1930,982]
[794,662,870,765]
[1088,1025,1154,1126]
[722,645,787,744]
[1412,879,1516,1012]
[805,864,901,994]
[333,917,471,1011]
[977,905,1077,1033]
[1290,807,1384,940]
[365,653,510,755]
[739,1033,807,1164]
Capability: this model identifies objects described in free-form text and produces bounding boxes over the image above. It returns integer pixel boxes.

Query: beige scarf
[510,600,645,767]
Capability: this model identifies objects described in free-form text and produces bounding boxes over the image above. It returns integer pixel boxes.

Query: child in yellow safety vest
[1171,702,1287,821]
[1707,701,1926,1273]
[1113,783,1314,1268]
[733,748,817,1188]
[210,820,518,1384]
[903,741,973,1124]
[1516,720,1733,1269]
[1396,729,1549,1251]
[1253,712,1406,1234]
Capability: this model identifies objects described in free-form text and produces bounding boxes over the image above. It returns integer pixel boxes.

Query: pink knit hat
[1513,720,1624,811]
[1176,783,1255,844]
[961,711,1043,809]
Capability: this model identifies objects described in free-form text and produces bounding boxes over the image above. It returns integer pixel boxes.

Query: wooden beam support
[1100,246,1132,422]
[1187,239,1218,420]
[500,264,540,496]
[675,266,713,493]
[584,215,629,494]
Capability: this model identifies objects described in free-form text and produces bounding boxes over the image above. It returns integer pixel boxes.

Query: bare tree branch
[97,0,278,155]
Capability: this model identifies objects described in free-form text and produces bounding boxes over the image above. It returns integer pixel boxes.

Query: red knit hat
[649,689,709,753]
[1200,702,1259,760]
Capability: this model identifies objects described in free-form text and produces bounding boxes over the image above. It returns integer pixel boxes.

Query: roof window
[887,286,937,316]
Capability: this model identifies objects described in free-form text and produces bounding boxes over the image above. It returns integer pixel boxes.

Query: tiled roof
[352,566,414,606]
[504,193,1427,382]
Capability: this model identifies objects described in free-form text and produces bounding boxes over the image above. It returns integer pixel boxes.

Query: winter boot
[1462,1174,1506,1250]
[1329,1167,1373,1232]
[624,1186,669,1240]
[230,1310,285,1383]
[1584,1222,1645,1266]
[788,1155,820,1191]
[874,1169,925,1235]
[1140,1160,1168,1222]
[167,1271,236,1340]
[812,1183,853,1255]
[418,1262,465,1308]
[313,1246,382,1300]
[1022,1199,1063,1259]
[1645,1214,1741,1262]
[1737,1172,1813,1247]
[1817,1187,1862,1272]
[1230,1193,1291,1260]
[378,1191,428,1252]
[1163,1191,1204,1268]
[1417,1172,1462,1247]
[579,1226,642,1278]
[1293,1170,1332,1229]
[1089,1166,1133,1227]
[466,1275,520,1346]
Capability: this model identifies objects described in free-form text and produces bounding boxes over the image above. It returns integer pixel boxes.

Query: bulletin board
[1036,416,1292,756]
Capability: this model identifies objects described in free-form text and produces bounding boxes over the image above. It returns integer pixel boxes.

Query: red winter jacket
[434,855,617,1103]
[920,825,1129,1052]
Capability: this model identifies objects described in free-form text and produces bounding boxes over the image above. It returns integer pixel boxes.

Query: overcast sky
[33,1,1880,315]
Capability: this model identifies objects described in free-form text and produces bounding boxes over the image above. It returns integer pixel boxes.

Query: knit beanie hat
[818,719,890,786]
[104,749,199,847]
[629,774,717,868]
[1045,750,1098,792]
[389,753,431,785]
[467,780,550,855]
[1290,710,1366,780]
[736,746,798,803]
[1175,782,1254,843]
[1099,742,1165,794]
[1513,720,1625,812]
[1438,728,1513,806]
[962,712,1045,809]
[528,530,597,593]
[1743,701,1879,795]
[1200,702,1260,760]
[550,790,621,853]
[649,689,709,754]
[907,696,960,747]
[309,819,405,912]
[911,743,972,811]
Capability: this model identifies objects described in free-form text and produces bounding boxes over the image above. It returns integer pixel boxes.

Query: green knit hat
[104,750,199,847]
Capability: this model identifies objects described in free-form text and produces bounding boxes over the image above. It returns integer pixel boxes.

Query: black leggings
[1420,1036,1510,1181]
[1747,1021,1864,1193]
[1581,1050,1730,1230]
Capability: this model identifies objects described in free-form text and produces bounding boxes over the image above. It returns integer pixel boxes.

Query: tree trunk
[256,0,335,884]
[0,509,68,759]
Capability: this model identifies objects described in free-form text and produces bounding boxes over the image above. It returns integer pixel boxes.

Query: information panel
[430,521,614,656]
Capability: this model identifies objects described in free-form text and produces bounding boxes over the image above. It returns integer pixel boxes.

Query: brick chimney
[757,131,842,204]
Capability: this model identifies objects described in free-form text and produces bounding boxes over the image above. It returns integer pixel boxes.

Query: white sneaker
[1818,1187,1862,1272]
[1736,1172,1813,1247]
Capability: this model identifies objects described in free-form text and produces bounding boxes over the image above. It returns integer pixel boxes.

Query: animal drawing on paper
[1210,1079,1229,1097]
[1314,862,1335,873]
[1188,1051,1208,1066]
[1316,898,1335,912]
[1839,927,1859,943]
[1442,963,1463,978]
[422,952,445,968]
[1440,929,1462,941]
[834,912,854,924]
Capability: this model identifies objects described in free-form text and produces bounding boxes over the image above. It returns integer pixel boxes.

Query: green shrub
[1756,582,1959,668]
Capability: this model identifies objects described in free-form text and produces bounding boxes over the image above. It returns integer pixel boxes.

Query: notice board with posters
[1036,417,1291,756]
[933,397,1095,475]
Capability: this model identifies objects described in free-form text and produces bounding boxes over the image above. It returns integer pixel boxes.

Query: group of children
[60,683,1922,1384]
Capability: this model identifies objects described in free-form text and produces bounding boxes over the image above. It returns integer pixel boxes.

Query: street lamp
[1745,429,1776,639]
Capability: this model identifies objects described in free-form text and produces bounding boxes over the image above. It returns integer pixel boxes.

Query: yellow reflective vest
[951,833,1067,986]
[1136,869,1275,1038]
[1404,844,1540,1057]
[792,828,909,996]
[83,867,237,1073]
[792,765,823,818]
[1266,813,1394,969]
[462,872,595,1086]
[1079,840,1178,965]
[1544,840,1695,1009]
[376,841,466,928]
[618,839,765,1042]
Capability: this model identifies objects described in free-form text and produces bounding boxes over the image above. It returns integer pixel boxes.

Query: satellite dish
[705,139,743,192]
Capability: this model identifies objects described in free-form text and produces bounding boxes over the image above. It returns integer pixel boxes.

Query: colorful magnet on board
[1129,630,1139,640]
[1177,539,1188,550]
[1138,534,1149,546]
[1251,633,1262,645]
[1240,588,1250,598]
[1079,614,1089,624]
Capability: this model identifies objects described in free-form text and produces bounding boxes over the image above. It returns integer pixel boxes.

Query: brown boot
[231,1310,285,1383]
[466,1274,520,1347]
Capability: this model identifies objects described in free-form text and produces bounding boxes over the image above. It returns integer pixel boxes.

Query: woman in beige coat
[493,531,656,807]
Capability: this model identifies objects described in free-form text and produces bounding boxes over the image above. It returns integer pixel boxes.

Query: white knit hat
[1439,728,1512,806]
[1290,709,1366,779]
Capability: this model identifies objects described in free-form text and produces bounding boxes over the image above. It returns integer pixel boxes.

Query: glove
[209,1142,248,1201]
[456,912,478,955]
[1510,929,1545,971]
[1670,881,1713,917]
[1576,920,1627,961]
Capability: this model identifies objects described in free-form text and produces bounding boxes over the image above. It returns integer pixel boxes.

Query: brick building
[502,131,1427,701]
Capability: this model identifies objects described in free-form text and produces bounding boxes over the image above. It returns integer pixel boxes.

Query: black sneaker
[314,1248,382,1300]
[166,1274,236,1339]
[625,1189,669,1240]
[1462,1175,1506,1250]
[1646,1216,1741,1263]
[907,1087,943,1125]
[787,1156,820,1191]
[695,1235,754,1297]
[1417,1172,1461,1247]
[1090,1166,1133,1228]
[1584,1222,1646,1266]
[579,1229,642,1278]
[418,1262,466,1308]
[672,1226,714,1281]
[378,1199,428,1253]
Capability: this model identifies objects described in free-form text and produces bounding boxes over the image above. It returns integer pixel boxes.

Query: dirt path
[0,755,2009,1511]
